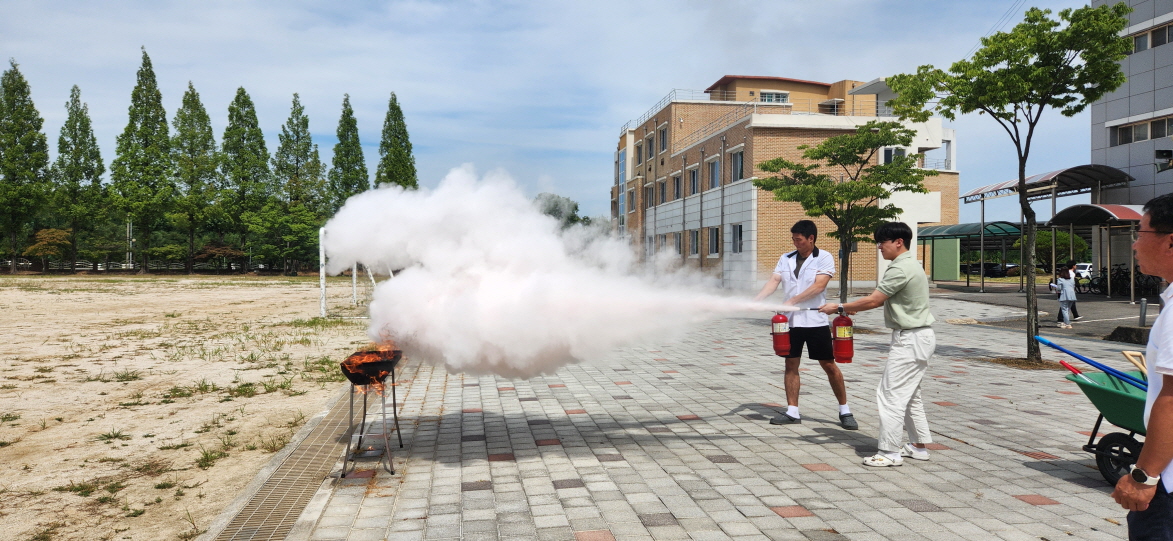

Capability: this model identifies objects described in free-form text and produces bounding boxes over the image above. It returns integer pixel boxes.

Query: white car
[1074,263,1093,279]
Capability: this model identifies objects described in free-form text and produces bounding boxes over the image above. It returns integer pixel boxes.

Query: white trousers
[876,327,935,453]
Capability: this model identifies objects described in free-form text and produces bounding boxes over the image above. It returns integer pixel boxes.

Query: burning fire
[340,341,399,394]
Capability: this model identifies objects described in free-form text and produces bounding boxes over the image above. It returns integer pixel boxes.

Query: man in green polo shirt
[819,221,935,467]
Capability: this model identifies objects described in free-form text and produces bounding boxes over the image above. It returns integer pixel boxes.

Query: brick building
[611,75,960,292]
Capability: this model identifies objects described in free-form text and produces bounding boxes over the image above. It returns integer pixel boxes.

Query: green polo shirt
[876,251,935,330]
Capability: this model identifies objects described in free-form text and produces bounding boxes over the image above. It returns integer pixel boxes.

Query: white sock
[884,451,901,460]
[839,404,851,415]
[786,406,800,418]
[907,444,928,454]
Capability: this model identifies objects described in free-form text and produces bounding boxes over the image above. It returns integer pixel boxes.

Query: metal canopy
[1046,204,1145,226]
[960,164,1133,204]
[918,221,1021,240]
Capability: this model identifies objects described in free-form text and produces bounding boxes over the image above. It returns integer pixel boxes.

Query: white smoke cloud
[323,165,793,378]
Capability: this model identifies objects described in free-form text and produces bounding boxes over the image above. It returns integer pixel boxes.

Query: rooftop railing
[620,90,896,135]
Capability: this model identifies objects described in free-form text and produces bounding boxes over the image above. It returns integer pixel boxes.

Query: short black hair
[1144,193,1173,233]
[1065,260,1076,269]
[790,220,817,239]
[874,221,912,248]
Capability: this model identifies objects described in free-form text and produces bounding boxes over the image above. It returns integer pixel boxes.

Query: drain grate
[214,395,353,540]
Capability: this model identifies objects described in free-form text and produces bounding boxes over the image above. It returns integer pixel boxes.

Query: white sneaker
[862,454,903,467]
[900,443,930,461]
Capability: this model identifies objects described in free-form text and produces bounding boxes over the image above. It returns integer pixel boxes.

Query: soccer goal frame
[319,227,377,318]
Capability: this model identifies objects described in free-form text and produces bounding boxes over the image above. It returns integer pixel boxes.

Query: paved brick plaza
[302,299,1137,541]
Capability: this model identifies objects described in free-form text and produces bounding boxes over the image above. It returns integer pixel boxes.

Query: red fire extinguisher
[832,307,854,363]
[771,312,790,357]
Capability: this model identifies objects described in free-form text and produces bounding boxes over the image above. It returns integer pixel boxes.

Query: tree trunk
[10,232,16,275]
[70,219,79,274]
[139,223,150,275]
[1020,162,1042,362]
[839,235,851,303]
[187,224,195,275]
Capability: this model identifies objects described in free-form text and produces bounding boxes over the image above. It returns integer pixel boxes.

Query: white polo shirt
[772,246,836,328]
[1144,285,1173,481]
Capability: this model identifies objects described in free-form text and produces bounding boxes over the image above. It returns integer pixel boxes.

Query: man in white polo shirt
[754,220,856,430]
[1114,193,1173,539]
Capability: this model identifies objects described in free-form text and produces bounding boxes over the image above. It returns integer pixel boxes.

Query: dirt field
[0,275,372,541]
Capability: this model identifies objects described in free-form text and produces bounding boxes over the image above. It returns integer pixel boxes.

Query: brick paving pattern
[305,299,1137,540]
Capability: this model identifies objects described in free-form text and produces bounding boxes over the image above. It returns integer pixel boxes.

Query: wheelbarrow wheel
[1096,432,1142,485]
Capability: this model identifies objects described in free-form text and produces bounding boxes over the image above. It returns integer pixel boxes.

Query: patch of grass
[113,368,141,382]
[283,410,307,429]
[125,508,145,517]
[158,442,191,451]
[83,370,109,383]
[154,481,176,490]
[34,366,53,373]
[97,429,131,442]
[103,481,126,493]
[195,446,228,469]
[302,356,345,383]
[164,312,181,318]
[258,432,291,453]
[53,481,97,497]
[224,382,257,398]
[26,521,63,541]
[95,495,117,504]
[1,412,20,422]
[286,316,352,329]
[134,459,170,476]
[0,438,19,447]
[163,386,193,399]
[192,379,218,394]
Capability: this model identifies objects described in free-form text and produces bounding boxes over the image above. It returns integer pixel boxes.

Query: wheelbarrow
[1067,368,1147,485]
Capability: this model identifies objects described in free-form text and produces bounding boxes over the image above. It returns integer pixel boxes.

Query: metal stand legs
[340,377,402,477]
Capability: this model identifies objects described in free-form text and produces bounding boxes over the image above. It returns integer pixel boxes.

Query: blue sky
[2,0,1093,223]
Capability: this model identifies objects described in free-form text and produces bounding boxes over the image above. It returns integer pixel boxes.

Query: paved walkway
[298,299,1142,541]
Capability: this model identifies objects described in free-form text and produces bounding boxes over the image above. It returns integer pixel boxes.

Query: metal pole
[1141,298,1149,327]
[1019,208,1025,293]
[966,239,971,287]
[1069,223,1075,261]
[319,228,327,318]
[1051,186,1057,295]
[980,199,986,292]
[352,263,358,305]
[1130,222,1136,304]
[1107,225,1113,298]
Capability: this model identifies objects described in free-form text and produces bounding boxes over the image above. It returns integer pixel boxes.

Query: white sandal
[862,454,903,467]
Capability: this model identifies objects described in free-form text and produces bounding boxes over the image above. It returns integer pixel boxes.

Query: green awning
[917,221,1021,240]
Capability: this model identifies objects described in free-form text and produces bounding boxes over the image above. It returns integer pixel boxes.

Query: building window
[731,224,744,253]
[635,145,643,165]
[645,186,654,209]
[689,169,699,195]
[1135,33,1149,53]
[731,151,744,181]
[883,147,907,164]
[617,149,626,185]
[1155,118,1169,139]
[689,230,699,255]
[1111,118,1172,147]
[646,237,653,257]
[658,128,667,154]
[760,91,788,103]
[1156,25,1170,47]
[646,138,654,161]
[626,189,634,212]
[658,181,666,204]
[674,232,682,254]
[618,193,626,224]
[708,160,720,190]
[672,176,681,199]
[708,227,720,255]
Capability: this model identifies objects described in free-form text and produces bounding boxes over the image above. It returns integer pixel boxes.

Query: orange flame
[341,340,399,395]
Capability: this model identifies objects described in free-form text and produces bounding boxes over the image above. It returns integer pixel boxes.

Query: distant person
[1113,193,1173,538]
[818,221,934,467]
[1051,266,1077,329]
[754,220,856,430]
[1054,260,1081,322]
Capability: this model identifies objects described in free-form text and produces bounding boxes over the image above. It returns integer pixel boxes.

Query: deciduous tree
[50,85,105,272]
[0,59,50,273]
[111,48,172,273]
[374,92,417,189]
[327,94,369,215]
[887,3,1130,361]
[754,120,936,302]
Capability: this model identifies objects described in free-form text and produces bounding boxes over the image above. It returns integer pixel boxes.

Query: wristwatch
[1130,464,1162,486]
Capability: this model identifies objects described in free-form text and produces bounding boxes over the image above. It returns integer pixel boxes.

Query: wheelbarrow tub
[1066,370,1147,435]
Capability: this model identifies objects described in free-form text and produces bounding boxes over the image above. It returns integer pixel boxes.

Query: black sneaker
[1074,316,1083,321]
[770,412,801,425]
[839,413,858,430]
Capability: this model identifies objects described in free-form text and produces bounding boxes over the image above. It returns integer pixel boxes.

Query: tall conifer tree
[327,94,369,214]
[273,93,324,208]
[50,85,105,271]
[111,48,172,273]
[171,82,219,274]
[0,59,50,273]
[374,92,417,189]
[220,87,271,266]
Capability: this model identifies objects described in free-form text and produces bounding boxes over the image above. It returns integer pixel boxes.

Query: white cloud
[2,0,1090,221]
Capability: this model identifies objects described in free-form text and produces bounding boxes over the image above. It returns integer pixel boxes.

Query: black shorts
[787,326,834,361]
